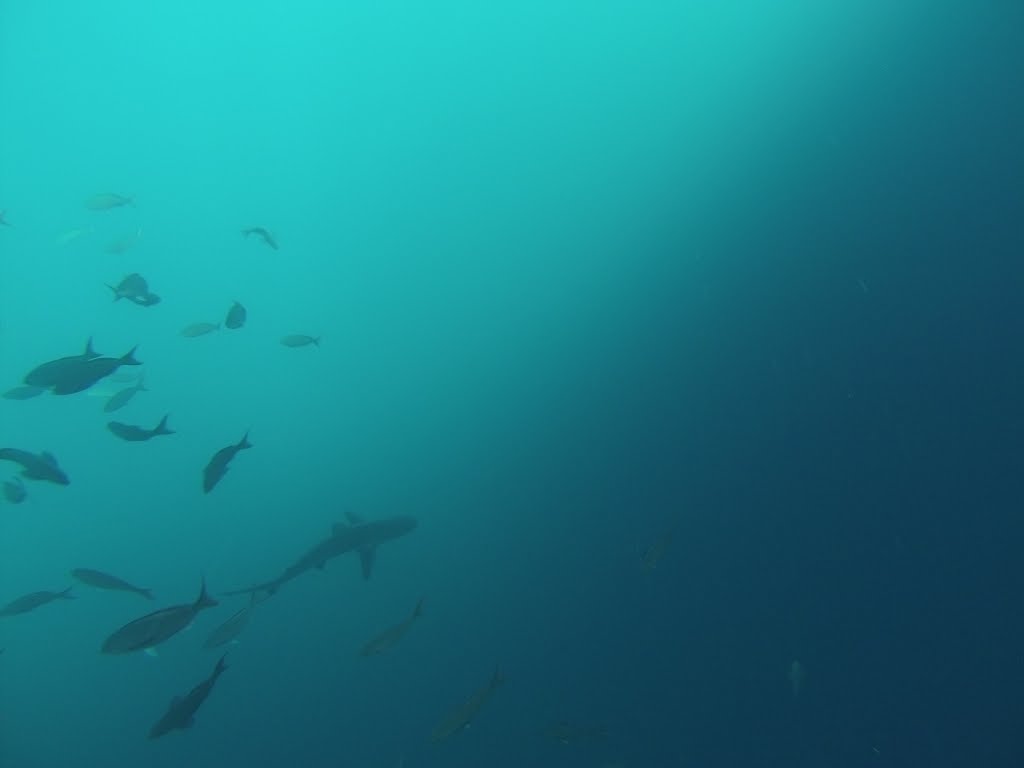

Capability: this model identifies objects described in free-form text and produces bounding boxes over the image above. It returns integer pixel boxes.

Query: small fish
[429,667,505,743]
[542,721,609,745]
[0,448,70,485]
[360,597,424,656]
[72,568,153,600]
[103,375,147,413]
[105,228,142,254]
[0,210,10,226]
[101,578,218,654]
[280,334,319,348]
[107,273,149,302]
[0,587,74,617]
[107,414,175,442]
[86,192,133,211]
[202,432,252,494]
[2,385,45,400]
[23,337,101,388]
[181,322,220,338]
[2,477,27,504]
[224,301,247,330]
[50,346,141,395]
[148,654,229,739]
[640,527,673,570]
[204,593,261,649]
[242,226,278,250]
[56,226,93,246]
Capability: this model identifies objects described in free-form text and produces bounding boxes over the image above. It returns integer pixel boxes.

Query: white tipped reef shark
[223,512,418,597]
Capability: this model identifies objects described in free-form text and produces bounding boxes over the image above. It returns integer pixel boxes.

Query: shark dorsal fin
[344,509,365,525]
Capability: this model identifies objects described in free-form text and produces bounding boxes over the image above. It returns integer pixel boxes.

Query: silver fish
[72,568,153,600]
[2,385,45,400]
[181,322,220,338]
[280,334,319,348]
[0,587,74,617]
[86,192,133,211]
[101,579,217,654]
[360,598,424,656]
[148,655,228,739]
[429,668,505,742]
[103,375,147,413]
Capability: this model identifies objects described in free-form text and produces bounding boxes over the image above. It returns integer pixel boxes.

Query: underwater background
[2,1,1023,766]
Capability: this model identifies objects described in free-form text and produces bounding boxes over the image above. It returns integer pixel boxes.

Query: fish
[180,322,220,338]
[360,597,424,656]
[429,668,505,743]
[224,301,247,330]
[55,226,93,246]
[241,226,278,250]
[640,527,673,570]
[203,593,261,649]
[0,448,70,485]
[71,568,153,600]
[542,721,609,745]
[107,414,174,442]
[23,337,101,388]
[2,385,45,400]
[2,477,27,504]
[223,512,419,596]
[0,587,74,617]
[106,273,149,302]
[126,292,161,307]
[103,375,147,413]
[105,228,142,254]
[101,578,218,654]
[202,432,252,494]
[85,192,133,210]
[280,334,319,348]
[0,209,10,226]
[148,654,229,739]
[50,346,141,395]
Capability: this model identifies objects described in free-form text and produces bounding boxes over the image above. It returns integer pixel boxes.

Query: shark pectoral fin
[359,546,377,580]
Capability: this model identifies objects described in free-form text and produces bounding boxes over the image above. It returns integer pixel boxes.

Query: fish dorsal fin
[358,546,377,580]
[344,509,365,525]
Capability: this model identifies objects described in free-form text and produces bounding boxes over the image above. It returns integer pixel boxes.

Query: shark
[223,512,417,597]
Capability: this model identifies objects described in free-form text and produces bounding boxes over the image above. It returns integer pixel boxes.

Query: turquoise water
[3,1,1023,766]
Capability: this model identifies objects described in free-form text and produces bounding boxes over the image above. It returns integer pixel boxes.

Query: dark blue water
[2,2,1023,766]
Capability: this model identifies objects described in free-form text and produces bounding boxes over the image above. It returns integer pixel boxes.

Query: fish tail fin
[238,431,253,450]
[137,373,148,392]
[120,346,141,365]
[196,577,219,609]
[215,653,229,676]
[106,285,121,301]
[155,415,174,436]
[313,337,321,347]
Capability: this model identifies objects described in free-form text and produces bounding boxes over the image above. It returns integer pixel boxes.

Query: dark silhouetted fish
[148,654,228,739]
[429,667,505,743]
[0,448,70,485]
[86,192,133,210]
[280,334,319,348]
[202,432,252,494]
[107,415,174,442]
[51,346,141,395]
[2,385,44,400]
[223,512,418,596]
[2,477,27,504]
[106,273,149,302]
[204,593,262,649]
[72,568,153,599]
[23,337,101,388]
[101,578,218,654]
[241,226,277,250]
[181,322,219,338]
[0,587,74,617]
[360,597,424,656]
[224,301,246,330]
[104,375,147,413]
